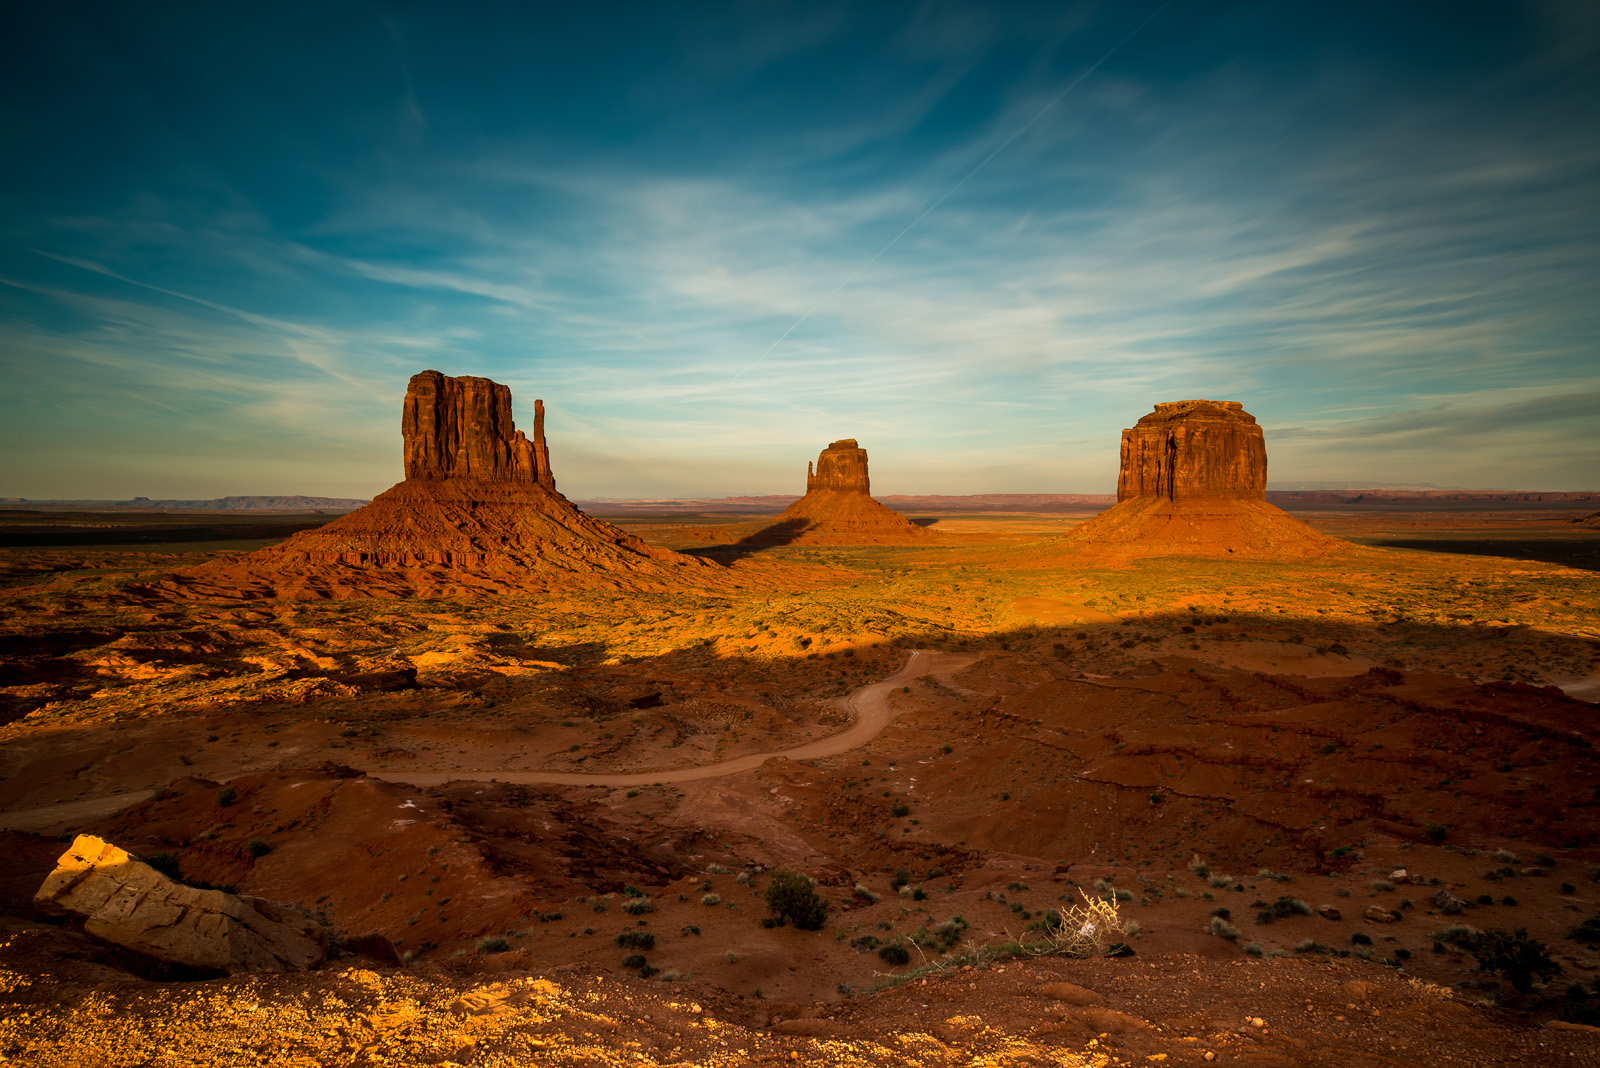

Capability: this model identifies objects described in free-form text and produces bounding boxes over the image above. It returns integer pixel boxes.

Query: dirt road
[0,650,975,833]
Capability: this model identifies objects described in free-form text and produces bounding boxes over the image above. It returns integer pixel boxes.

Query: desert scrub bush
[890,801,910,817]
[878,943,911,966]
[1007,881,1030,893]
[615,931,656,951]
[622,898,654,915]
[1209,906,1231,920]
[1187,855,1211,878]
[1433,924,1478,949]
[853,883,880,904]
[1469,927,1561,994]
[891,867,911,889]
[736,871,752,886]
[140,852,183,881]
[621,884,645,898]
[246,838,272,858]
[621,953,646,968]
[706,863,730,875]
[477,936,511,954]
[1208,874,1235,889]
[1243,942,1264,957]
[1351,932,1372,946]
[1035,889,1133,958]
[1257,869,1292,882]
[1092,877,1113,893]
[1568,916,1600,944]
[1371,879,1395,892]
[701,893,722,906]
[1493,849,1518,864]
[216,786,237,807]
[763,871,827,930]
[1255,896,1314,924]
[1210,916,1241,940]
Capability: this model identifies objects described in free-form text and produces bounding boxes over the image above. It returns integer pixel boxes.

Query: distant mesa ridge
[1055,399,1342,560]
[744,438,934,545]
[163,370,715,598]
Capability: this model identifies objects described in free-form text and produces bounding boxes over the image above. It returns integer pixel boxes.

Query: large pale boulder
[33,835,325,974]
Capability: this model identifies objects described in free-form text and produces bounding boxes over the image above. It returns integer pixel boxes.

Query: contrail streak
[733,0,1176,382]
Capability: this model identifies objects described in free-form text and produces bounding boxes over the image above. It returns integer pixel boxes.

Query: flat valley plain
[3,500,1600,1066]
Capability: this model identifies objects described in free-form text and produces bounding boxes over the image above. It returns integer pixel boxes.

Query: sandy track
[372,649,975,788]
[0,650,975,833]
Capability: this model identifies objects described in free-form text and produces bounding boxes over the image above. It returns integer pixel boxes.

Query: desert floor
[2,502,1598,1065]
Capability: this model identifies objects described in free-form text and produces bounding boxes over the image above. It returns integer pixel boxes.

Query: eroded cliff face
[1117,400,1267,502]
[806,440,871,495]
[402,370,554,489]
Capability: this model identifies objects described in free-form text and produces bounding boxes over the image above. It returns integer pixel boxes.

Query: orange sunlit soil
[2,497,1599,1064]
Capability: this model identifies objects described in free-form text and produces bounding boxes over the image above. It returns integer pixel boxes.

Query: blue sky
[2,1,1596,498]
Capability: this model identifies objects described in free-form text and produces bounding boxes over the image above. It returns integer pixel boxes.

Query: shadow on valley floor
[1364,536,1600,572]
[679,518,811,562]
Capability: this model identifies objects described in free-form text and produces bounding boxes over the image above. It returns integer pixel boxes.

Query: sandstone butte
[165,370,716,599]
[1051,399,1343,560]
[744,438,935,546]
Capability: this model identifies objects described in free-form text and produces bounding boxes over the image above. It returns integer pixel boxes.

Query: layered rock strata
[35,835,325,974]
[169,371,715,598]
[746,439,934,545]
[1057,400,1341,560]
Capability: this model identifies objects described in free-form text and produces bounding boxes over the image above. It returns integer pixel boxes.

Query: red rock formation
[166,371,717,598]
[746,439,934,546]
[1050,400,1342,561]
[1116,400,1267,501]
[401,370,555,488]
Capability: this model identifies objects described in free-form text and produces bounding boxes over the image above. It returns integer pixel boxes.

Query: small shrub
[1425,824,1449,843]
[764,871,827,930]
[1208,874,1234,889]
[217,786,237,807]
[622,898,654,915]
[1210,916,1240,940]
[478,936,510,954]
[853,883,879,903]
[891,868,910,889]
[621,953,646,968]
[1188,855,1210,878]
[1565,915,1600,944]
[622,884,645,898]
[1469,927,1560,994]
[890,801,910,818]
[702,893,722,906]
[878,943,911,966]
[1243,942,1264,957]
[140,852,182,881]
[615,931,656,951]
[1371,880,1394,892]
